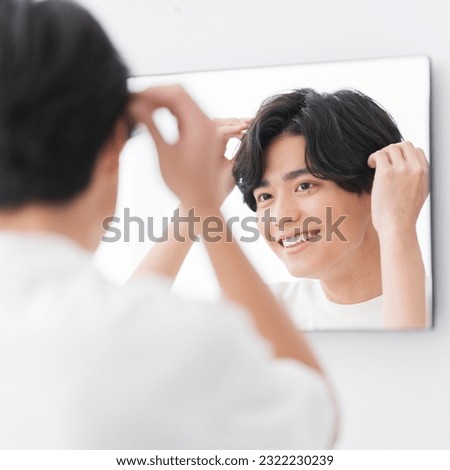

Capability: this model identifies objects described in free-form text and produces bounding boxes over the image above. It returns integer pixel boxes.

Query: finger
[415,147,430,170]
[129,99,166,150]
[213,117,252,128]
[213,117,240,125]
[219,124,248,141]
[235,117,253,128]
[398,140,415,157]
[137,85,208,136]
[409,148,430,195]
[396,141,418,163]
[416,148,430,196]
[137,85,195,112]
[384,144,407,169]
[397,142,429,171]
[402,142,428,165]
[368,150,391,169]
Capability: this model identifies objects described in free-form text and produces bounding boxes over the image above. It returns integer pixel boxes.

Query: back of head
[233,88,403,211]
[0,0,128,208]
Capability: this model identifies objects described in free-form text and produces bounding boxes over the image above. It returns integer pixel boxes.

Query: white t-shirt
[271,278,432,331]
[0,232,335,449]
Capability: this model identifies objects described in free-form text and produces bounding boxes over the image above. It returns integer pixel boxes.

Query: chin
[284,262,323,279]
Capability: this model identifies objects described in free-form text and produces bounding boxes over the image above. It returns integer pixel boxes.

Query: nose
[272,193,302,230]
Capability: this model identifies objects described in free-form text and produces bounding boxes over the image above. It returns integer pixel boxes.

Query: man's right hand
[131,85,225,211]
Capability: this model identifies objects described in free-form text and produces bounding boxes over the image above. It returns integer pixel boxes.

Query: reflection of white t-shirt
[271,278,432,331]
[0,232,336,449]
[271,279,383,331]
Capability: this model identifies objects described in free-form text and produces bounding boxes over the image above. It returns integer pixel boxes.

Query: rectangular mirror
[95,55,432,331]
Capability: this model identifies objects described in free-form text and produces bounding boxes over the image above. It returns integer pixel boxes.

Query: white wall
[77,0,450,449]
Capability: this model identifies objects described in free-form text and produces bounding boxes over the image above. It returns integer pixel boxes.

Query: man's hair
[233,88,403,212]
[0,0,129,208]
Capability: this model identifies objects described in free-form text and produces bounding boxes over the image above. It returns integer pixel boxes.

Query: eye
[296,181,315,192]
[256,193,273,203]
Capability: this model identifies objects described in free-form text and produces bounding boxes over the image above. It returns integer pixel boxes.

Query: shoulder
[268,278,385,330]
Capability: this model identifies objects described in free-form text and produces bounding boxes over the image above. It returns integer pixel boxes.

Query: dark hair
[0,0,129,208]
[233,88,403,211]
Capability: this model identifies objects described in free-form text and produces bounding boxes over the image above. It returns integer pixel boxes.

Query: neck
[319,223,382,304]
[0,195,102,252]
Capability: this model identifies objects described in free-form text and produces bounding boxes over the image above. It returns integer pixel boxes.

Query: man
[141,88,429,330]
[0,0,336,449]
[233,89,430,330]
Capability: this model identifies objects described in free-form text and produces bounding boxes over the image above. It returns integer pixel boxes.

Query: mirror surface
[95,55,431,331]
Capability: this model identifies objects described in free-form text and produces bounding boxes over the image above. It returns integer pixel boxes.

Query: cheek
[328,206,371,247]
[321,192,370,235]
[256,213,275,243]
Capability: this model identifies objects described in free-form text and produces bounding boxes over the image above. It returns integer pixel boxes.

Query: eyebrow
[255,167,311,189]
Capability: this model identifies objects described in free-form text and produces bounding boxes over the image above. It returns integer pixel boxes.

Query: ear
[96,117,129,176]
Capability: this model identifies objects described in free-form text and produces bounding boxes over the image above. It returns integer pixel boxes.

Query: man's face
[254,134,373,279]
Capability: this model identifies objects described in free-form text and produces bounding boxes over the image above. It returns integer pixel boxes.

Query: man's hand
[368,141,429,235]
[130,85,225,210]
[368,142,429,329]
[212,117,252,204]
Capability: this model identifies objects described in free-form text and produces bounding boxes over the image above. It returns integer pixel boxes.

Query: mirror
[94,55,432,331]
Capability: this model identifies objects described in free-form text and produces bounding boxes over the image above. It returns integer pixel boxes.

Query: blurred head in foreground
[0,0,130,248]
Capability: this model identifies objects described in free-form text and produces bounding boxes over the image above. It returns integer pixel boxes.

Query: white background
[78,0,448,449]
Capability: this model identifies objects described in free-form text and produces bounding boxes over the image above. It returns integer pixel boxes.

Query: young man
[233,89,430,330]
[0,0,336,449]
[141,89,429,330]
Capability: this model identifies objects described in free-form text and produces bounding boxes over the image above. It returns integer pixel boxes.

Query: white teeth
[280,231,319,248]
[282,234,302,248]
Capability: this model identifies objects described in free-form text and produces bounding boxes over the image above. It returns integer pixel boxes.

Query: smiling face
[254,134,375,280]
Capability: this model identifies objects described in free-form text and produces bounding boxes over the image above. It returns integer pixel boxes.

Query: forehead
[264,134,307,176]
